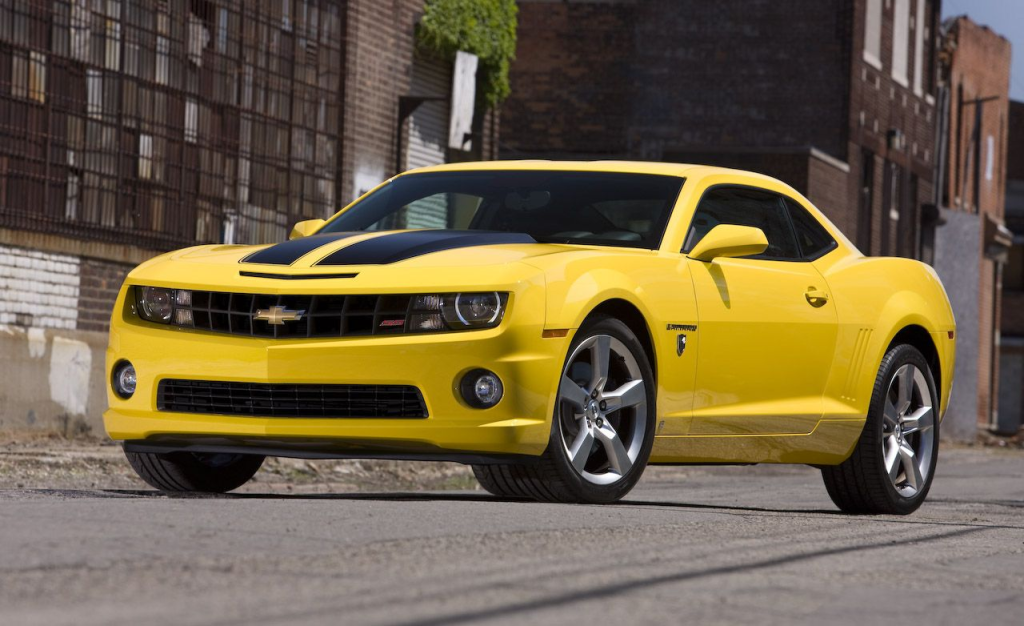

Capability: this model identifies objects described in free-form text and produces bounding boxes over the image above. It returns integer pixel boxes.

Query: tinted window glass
[322,171,684,250]
[683,187,800,260]
[784,198,838,260]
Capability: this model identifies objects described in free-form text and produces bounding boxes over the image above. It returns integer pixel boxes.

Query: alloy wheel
[881,363,936,497]
[557,334,647,485]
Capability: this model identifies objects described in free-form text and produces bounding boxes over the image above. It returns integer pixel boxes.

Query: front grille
[157,380,428,418]
[162,290,443,339]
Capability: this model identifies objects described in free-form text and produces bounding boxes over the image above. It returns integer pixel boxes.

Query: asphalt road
[1,447,1022,626]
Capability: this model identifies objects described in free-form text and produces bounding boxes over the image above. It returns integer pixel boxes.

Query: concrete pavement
[1,447,1022,625]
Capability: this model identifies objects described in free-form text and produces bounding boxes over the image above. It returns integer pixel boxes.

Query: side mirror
[289,219,326,240]
[688,225,768,262]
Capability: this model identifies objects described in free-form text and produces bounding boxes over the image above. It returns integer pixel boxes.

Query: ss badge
[677,334,687,357]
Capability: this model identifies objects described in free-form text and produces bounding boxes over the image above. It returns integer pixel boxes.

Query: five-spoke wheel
[557,334,647,485]
[881,363,936,497]
[472,315,655,503]
[821,343,940,515]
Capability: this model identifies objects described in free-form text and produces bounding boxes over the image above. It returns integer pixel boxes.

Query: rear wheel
[125,450,265,493]
[821,344,939,515]
[472,316,655,503]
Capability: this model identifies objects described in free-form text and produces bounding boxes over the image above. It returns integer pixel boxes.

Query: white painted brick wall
[0,245,80,330]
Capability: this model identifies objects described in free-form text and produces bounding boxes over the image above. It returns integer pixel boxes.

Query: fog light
[460,369,503,408]
[113,361,136,399]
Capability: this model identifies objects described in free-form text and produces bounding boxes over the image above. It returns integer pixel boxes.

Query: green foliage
[416,0,518,107]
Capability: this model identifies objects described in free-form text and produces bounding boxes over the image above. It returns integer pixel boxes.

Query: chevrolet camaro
[105,161,955,514]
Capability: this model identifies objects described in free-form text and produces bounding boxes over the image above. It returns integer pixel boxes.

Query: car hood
[126,230,609,292]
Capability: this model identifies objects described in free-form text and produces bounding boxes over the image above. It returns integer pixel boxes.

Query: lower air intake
[157,380,428,419]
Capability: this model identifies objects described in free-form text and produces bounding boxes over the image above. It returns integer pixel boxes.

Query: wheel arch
[887,324,941,410]
[581,298,658,383]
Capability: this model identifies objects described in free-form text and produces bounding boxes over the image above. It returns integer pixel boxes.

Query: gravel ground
[0,432,478,493]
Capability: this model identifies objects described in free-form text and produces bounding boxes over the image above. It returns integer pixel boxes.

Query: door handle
[805,288,829,308]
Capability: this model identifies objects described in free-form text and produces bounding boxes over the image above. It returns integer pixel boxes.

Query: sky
[943,0,1024,101]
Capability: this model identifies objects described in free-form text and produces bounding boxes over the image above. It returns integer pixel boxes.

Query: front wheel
[125,450,265,493]
[821,344,939,515]
[472,316,656,503]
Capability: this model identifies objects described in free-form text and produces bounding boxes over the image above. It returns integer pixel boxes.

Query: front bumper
[104,283,566,459]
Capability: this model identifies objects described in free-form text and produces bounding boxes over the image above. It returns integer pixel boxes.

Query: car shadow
[9,489,1022,523]
[7,487,838,515]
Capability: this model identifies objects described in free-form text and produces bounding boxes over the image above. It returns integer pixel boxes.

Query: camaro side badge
[254,306,306,325]
[667,324,696,357]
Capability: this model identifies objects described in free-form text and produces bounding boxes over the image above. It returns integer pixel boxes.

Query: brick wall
[847,0,939,254]
[340,0,421,203]
[0,245,80,330]
[78,258,132,333]
[502,0,636,157]
[505,0,851,161]
[0,243,129,333]
[943,18,1012,216]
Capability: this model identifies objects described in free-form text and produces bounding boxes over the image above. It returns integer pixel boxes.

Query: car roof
[403,160,783,185]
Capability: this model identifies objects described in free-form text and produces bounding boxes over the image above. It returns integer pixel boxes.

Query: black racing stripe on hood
[240,232,364,265]
[315,230,537,266]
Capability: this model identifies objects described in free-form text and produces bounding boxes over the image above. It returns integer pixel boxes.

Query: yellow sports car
[105,161,955,514]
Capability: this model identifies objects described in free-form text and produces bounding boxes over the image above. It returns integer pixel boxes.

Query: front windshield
[321,171,685,249]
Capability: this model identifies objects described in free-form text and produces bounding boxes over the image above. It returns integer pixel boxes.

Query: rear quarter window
[784,198,838,260]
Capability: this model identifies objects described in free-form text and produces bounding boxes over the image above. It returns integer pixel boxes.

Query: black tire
[125,450,265,493]
[473,316,656,504]
[821,344,940,515]
[470,464,530,499]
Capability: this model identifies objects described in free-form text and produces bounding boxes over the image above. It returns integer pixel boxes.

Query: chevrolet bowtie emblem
[254,306,305,325]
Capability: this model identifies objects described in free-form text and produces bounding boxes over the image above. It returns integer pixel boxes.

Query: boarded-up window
[70,0,90,62]
[864,0,882,69]
[105,19,121,70]
[892,0,910,86]
[913,0,927,96]
[87,69,102,118]
[185,99,198,143]
[139,134,153,180]
[28,52,46,103]
[11,52,27,99]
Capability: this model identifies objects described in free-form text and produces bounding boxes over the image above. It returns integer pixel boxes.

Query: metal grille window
[0,0,346,251]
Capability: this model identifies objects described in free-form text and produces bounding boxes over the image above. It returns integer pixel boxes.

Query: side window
[683,187,800,260]
[784,198,838,260]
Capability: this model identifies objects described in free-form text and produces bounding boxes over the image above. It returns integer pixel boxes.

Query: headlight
[136,287,175,323]
[441,292,506,329]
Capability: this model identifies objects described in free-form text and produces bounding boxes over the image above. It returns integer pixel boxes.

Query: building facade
[929,16,1012,439]
[503,1,1016,441]
[999,99,1024,435]
[0,0,497,433]
[503,0,941,259]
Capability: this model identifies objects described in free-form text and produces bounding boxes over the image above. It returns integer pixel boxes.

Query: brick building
[503,1,1018,441]
[999,99,1024,434]
[0,0,497,433]
[929,16,1012,439]
[503,0,941,259]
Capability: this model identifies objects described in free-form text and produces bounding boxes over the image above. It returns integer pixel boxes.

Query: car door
[684,186,838,435]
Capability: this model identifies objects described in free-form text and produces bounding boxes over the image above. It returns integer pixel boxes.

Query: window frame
[682,184,837,263]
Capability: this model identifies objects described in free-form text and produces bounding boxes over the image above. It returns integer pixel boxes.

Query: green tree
[416,0,518,107]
